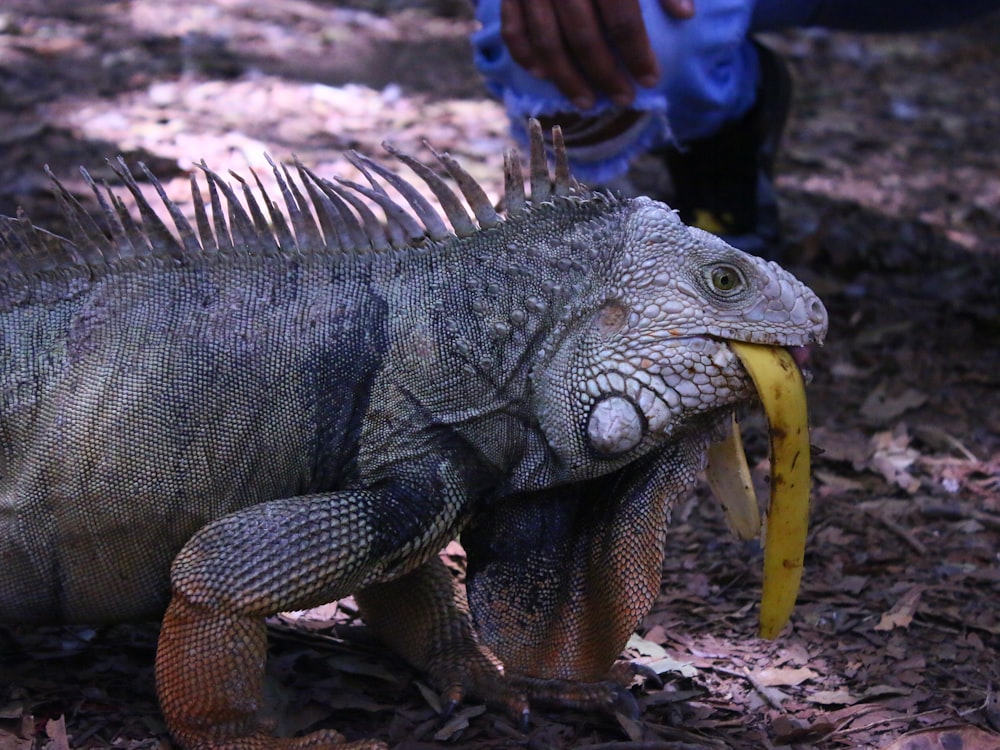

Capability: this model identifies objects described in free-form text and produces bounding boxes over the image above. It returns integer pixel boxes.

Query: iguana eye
[709,265,743,293]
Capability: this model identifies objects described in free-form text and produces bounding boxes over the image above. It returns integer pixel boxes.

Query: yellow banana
[728,341,811,640]
[705,414,761,540]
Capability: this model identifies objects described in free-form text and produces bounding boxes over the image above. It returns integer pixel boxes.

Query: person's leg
[653,39,790,256]
[667,0,1000,256]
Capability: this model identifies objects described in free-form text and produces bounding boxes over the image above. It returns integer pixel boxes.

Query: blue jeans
[473,0,1000,181]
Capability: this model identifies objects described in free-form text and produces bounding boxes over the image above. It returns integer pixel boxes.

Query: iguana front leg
[355,557,521,716]
[353,442,698,727]
[355,561,647,723]
[156,479,466,750]
[460,443,703,713]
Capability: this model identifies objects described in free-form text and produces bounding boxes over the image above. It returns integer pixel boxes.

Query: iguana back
[0,144,542,620]
[1,252,389,620]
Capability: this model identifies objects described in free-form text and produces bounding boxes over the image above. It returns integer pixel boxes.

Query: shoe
[652,40,793,258]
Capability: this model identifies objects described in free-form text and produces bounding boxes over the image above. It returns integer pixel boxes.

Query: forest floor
[1,1,999,749]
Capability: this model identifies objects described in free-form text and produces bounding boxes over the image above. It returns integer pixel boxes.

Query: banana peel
[706,342,811,639]
[705,414,760,540]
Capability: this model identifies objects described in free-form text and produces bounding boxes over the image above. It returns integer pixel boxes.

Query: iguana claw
[518,706,531,733]
[440,693,460,720]
[630,663,664,690]
[611,686,641,720]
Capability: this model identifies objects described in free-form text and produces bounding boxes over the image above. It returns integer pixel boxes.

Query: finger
[596,0,659,89]
[500,0,543,76]
[520,0,599,108]
[553,0,635,106]
[660,0,695,19]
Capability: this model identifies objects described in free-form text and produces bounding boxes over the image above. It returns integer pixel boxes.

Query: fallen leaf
[415,681,441,714]
[433,705,485,742]
[861,383,928,424]
[858,684,913,701]
[811,426,871,467]
[840,574,870,594]
[868,425,922,493]
[985,684,1000,732]
[807,689,858,706]
[771,715,839,744]
[627,632,698,677]
[627,632,668,659]
[615,712,645,743]
[878,724,1000,750]
[0,730,32,750]
[815,468,867,494]
[756,666,819,687]
[645,655,698,679]
[875,585,925,631]
[44,717,70,750]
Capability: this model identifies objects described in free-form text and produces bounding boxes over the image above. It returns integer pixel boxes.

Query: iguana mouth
[705,342,812,639]
[787,344,812,368]
[787,344,817,383]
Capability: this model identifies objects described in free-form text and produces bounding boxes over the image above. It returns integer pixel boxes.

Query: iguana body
[0,124,827,749]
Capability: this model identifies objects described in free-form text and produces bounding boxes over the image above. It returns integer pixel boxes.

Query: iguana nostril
[809,298,827,324]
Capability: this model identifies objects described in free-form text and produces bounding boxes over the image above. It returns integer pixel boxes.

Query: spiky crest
[0,119,587,285]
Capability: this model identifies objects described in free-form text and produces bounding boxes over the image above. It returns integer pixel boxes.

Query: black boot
[654,40,792,258]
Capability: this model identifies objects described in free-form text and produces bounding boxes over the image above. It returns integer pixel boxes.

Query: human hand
[500,0,695,110]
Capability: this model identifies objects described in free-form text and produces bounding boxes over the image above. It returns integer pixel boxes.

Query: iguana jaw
[705,342,811,639]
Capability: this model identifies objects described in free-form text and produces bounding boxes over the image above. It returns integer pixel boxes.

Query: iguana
[0,121,827,750]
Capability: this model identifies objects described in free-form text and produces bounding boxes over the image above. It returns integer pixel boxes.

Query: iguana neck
[372,198,625,492]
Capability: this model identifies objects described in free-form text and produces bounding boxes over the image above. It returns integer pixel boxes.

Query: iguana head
[531,196,827,474]
[526,194,827,638]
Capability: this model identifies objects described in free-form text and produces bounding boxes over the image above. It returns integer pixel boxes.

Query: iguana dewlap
[0,122,827,749]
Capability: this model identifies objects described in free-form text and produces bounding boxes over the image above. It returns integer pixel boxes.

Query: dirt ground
[1,1,999,749]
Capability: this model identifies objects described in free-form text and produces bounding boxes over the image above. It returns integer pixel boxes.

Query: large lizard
[0,122,827,749]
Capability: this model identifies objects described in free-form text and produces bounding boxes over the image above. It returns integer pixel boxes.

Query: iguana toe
[611,686,642,720]
[504,674,636,717]
[609,660,664,690]
[518,704,531,733]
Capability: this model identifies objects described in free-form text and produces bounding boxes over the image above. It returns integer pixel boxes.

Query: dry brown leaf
[861,383,928,424]
[0,724,32,750]
[814,468,867,494]
[878,724,1000,750]
[43,717,70,750]
[985,684,1000,732]
[771,715,839,745]
[858,684,912,701]
[875,585,925,631]
[615,712,645,743]
[756,666,819,687]
[811,426,873,467]
[868,426,922,493]
[643,624,668,644]
[807,689,858,706]
[433,705,486,742]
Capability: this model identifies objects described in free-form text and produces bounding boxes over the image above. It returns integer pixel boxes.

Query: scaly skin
[0,124,827,748]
